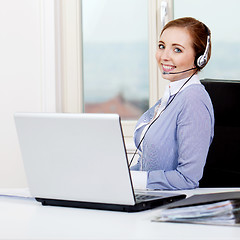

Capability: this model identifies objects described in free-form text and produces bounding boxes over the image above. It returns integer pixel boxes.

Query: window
[50,0,240,164]
[174,0,240,80]
[58,0,167,153]
[82,0,149,120]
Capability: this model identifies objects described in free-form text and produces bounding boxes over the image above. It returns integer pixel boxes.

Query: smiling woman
[156,17,211,81]
[130,17,215,191]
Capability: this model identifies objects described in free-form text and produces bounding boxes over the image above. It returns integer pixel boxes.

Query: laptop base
[36,194,186,212]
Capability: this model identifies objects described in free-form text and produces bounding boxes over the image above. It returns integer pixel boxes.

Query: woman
[130,17,214,190]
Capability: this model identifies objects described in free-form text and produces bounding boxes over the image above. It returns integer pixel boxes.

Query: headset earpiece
[196,23,211,69]
[196,35,211,68]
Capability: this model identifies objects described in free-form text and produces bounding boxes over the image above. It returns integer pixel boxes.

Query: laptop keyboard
[135,194,162,203]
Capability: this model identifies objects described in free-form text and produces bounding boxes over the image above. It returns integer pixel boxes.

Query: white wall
[0,0,43,187]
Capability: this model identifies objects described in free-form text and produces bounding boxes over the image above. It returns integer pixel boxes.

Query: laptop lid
[15,113,135,205]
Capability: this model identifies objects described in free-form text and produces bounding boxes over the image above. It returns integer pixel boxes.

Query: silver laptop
[14,113,185,212]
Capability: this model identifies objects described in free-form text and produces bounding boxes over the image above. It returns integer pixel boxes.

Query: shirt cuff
[130,170,148,190]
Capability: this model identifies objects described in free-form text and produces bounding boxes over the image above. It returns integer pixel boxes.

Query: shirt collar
[166,74,201,96]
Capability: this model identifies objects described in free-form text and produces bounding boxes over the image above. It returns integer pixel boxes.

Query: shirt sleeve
[147,91,214,190]
[130,170,148,190]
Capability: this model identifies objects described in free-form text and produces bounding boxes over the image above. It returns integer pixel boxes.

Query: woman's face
[155,27,196,82]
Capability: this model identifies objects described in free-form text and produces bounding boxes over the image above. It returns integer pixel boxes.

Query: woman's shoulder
[175,84,214,116]
[179,84,211,103]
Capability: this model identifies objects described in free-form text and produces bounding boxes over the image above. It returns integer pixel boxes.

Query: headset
[196,25,211,68]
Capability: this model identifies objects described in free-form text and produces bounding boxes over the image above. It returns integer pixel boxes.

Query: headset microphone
[163,67,197,75]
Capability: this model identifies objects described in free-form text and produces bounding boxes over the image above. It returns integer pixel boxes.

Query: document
[0,188,32,199]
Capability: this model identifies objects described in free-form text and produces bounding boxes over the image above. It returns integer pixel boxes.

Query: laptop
[14,113,186,212]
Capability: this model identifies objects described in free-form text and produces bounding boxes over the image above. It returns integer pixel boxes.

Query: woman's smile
[162,64,176,73]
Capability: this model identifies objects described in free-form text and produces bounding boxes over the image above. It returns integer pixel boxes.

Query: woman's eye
[174,48,182,53]
[158,44,165,49]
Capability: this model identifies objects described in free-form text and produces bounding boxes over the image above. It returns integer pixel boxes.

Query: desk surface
[1,188,240,240]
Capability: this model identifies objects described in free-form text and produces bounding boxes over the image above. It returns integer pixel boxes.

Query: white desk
[1,188,240,240]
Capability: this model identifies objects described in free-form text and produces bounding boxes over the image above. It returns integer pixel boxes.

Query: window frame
[55,0,174,151]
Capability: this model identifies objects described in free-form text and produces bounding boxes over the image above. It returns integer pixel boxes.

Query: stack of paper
[153,200,240,226]
[152,192,240,226]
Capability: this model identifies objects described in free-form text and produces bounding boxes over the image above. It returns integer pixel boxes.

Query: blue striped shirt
[131,75,214,190]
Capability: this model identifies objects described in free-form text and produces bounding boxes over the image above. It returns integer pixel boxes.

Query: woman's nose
[161,49,170,60]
